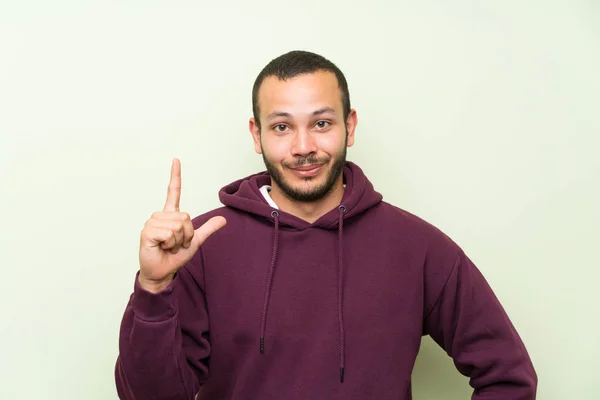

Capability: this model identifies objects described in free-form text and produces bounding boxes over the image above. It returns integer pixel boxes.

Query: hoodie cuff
[132,271,177,322]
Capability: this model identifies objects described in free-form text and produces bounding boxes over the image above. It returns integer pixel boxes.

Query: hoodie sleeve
[114,253,210,400]
[422,250,538,399]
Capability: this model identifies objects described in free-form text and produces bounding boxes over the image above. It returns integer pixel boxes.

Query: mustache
[282,156,330,169]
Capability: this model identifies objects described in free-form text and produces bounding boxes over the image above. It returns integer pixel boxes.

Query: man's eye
[274,124,288,132]
[315,121,330,129]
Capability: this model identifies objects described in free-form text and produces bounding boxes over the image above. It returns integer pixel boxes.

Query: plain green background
[1,1,598,398]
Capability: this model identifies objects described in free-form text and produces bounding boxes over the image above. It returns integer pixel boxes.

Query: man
[115,50,537,399]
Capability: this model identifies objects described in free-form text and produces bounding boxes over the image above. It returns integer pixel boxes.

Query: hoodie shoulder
[376,201,464,258]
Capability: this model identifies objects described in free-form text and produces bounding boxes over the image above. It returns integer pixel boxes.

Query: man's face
[250,71,356,202]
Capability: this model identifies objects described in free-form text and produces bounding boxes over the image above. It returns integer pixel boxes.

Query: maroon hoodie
[115,162,537,399]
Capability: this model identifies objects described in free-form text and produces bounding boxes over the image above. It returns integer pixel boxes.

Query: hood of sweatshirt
[219,161,383,231]
[218,161,382,382]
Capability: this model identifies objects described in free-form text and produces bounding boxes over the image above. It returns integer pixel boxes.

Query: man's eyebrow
[312,107,336,116]
[266,111,292,121]
[266,107,337,121]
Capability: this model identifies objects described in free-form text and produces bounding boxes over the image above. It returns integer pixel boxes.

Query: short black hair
[252,50,351,131]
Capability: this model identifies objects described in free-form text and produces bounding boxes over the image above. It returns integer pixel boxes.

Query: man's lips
[290,164,323,171]
[288,164,323,177]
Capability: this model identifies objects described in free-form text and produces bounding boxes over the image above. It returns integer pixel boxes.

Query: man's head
[249,50,357,202]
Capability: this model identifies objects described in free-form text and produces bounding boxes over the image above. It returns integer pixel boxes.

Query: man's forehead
[258,71,342,114]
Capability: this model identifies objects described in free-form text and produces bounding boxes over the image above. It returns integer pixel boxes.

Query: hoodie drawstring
[260,206,348,384]
[337,204,347,383]
[260,210,280,354]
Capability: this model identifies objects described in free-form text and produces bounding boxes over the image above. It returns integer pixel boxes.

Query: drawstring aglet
[340,367,345,383]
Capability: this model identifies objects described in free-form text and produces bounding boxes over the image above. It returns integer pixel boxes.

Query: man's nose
[291,129,318,158]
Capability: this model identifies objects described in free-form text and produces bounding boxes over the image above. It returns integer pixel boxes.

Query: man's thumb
[192,216,227,248]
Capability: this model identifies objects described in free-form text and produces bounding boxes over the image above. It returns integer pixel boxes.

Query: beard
[261,140,347,203]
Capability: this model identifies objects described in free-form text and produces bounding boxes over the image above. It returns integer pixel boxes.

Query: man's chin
[264,156,345,202]
[277,175,335,202]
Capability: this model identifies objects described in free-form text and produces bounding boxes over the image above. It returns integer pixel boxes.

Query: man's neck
[269,177,345,224]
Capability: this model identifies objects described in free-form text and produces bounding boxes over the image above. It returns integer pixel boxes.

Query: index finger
[164,158,181,212]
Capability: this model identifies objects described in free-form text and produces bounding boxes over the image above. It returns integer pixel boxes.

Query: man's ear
[249,118,262,154]
[346,109,358,147]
